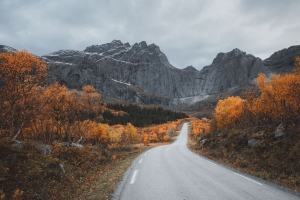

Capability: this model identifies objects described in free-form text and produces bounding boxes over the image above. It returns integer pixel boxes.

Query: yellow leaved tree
[0,51,48,139]
[125,123,138,145]
[215,96,245,130]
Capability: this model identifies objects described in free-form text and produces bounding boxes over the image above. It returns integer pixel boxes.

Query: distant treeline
[102,104,188,127]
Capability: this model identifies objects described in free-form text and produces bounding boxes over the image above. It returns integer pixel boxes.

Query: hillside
[0,51,188,199]
[189,57,300,192]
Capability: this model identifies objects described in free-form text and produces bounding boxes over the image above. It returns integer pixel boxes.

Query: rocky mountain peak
[263,45,300,73]
[212,48,246,64]
[83,40,130,54]
[111,39,122,45]
[132,41,148,50]
[183,65,198,71]
[0,45,17,53]
[266,45,300,61]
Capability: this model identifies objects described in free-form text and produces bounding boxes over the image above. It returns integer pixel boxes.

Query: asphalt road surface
[113,123,300,200]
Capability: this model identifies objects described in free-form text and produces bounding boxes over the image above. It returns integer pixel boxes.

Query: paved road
[113,123,300,200]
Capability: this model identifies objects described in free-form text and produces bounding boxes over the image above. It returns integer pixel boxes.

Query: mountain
[263,45,300,73]
[43,40,204,105]
[42,40,275,107]
[2,42,300,109]
[0,45,17,53]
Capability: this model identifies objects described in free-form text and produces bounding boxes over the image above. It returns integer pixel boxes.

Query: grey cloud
[0,0,300,70]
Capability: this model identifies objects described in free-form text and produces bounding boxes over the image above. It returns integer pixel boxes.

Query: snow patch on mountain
[173,95,210,105]
[111,79,131,86]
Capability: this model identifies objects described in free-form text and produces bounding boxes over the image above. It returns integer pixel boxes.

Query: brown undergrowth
[0,138,141,200]
[189,126,300,192]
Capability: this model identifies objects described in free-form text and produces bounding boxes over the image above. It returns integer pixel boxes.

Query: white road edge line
[234,172,263,185]
[144,153,147,156]
[139,158,143,164]
[130,170,138,184]
[207,160,217,166]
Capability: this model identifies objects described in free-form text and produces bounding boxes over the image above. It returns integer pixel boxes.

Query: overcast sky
[1,0,300,70]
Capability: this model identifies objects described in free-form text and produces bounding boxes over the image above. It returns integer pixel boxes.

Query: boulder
[59,163,65,173]
[36,144,52,155]
[62,142,70,147]
[274,124,286,138]
[11,140,23,150]
[248,139,260,147]
[218,132,225,137]
[70,143,83,148]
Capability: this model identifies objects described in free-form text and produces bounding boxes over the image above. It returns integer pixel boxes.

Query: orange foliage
[163,135,170,142]
[190,117,211,137]
[143,133,149,146]
[149,133,158,142]
[253,73,300,125]
[107,126,122,148]
[0,50,185,148]
[125,123,138,144]
[213,56,300,131]
[215,96,244,130]
[85,123,109,146]
[140,120,182,144]
[0,51,48,139]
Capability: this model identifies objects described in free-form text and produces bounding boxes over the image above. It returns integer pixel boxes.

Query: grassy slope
[0,138,142,200]
[188,126,300,192]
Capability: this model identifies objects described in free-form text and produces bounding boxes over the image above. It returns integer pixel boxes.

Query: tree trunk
[13,122,24,140]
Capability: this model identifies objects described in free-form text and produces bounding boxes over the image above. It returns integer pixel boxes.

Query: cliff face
[197,48,267,95]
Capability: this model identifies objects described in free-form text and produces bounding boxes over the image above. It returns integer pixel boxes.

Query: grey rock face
[43,40,270,106]
[263,45,300,73]
[183,65,198,71]
[198,48,267,95]
[248,138,260,147]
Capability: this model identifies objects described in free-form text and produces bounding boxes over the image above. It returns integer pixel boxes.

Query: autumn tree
[149,133,158,142]
[107,126,122,148]
[85,123,109,146]
[0,51,48,139]
[163,135,170,142]
[125,123,138,144]
[191,118,211,138]
[80,85,101,120]
[254,73,300,125]
[215,96,245,130]
[143,133,149,146]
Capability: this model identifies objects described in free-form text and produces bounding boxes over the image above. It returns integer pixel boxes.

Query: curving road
[113,123,300,200]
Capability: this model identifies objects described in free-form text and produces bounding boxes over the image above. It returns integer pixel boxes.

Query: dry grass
[0,138,142,200]
[188,127,300,192]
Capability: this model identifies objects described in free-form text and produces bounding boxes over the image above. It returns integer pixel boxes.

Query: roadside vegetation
[189,56,300,192]
[0,51,187,199]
